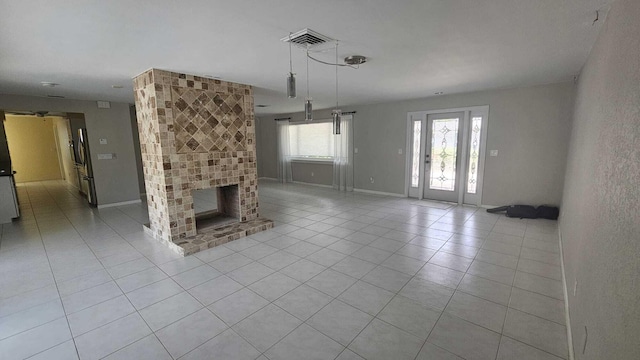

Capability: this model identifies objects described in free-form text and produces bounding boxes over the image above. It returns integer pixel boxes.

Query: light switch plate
[97,153,115,160]
[398,149,403,155]
[97,101,111,109]
[99,138,107,145]
[490,150,499,157]
[354,148,358,154]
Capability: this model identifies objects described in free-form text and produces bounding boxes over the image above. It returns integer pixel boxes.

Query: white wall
[560,0,640,358]
[0,94,141,206]
[257,81,575,206]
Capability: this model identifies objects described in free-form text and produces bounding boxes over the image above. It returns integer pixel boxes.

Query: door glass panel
[429,118,459,191]
[466,116,482,194]
[411,120,421,188]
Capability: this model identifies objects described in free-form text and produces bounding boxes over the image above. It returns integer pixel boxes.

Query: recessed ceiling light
[434,91,444,95]
[112,85,124,89]
[41,82,59,87]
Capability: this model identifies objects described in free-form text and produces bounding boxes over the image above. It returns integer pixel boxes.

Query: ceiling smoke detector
[344,55,367,65]
[281,28,334,50]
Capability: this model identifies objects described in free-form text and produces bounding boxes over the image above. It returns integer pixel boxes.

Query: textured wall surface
[560,0,640,358]
[133,69,260,243]
[257,81,574,205]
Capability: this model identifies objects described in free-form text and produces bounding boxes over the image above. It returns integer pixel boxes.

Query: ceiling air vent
[281,28,334,50]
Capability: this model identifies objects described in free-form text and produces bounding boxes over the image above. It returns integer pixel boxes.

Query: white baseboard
[292,181,333,189]
[558,229,575,360]
[258,177,278,181]
[353,188,405,198]
[97,199,142,209]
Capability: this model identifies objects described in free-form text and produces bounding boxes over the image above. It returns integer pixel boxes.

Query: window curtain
[276,120,293,183]
[333,114,354,191]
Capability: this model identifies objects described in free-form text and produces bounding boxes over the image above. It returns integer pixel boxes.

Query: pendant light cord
[335,41,339,109]
[288,33,293,74]
[306,48,310,99]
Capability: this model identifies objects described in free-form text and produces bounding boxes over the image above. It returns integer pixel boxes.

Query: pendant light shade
[332,109,341,135]
[287,72,296,98]
[286,33,296,99]
[305,99,313,121]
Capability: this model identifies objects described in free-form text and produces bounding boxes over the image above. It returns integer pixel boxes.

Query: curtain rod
[273,111,356,121]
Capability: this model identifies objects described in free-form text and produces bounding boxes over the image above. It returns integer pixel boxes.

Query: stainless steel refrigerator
[77,128,97,206]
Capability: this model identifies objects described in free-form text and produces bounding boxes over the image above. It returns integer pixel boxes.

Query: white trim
[290,158,334,164]
[559,229,575,360]
[458,111,471,204]
[292,181,333,189]
[405,105,490,206]
[97,199,142,209]
[258,177,279,181]
[353,188,405,198]
[404,115,412,197]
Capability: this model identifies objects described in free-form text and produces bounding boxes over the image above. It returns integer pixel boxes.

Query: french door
[406,106,488,205]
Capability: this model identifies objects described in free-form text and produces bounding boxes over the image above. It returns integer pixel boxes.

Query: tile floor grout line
[29,181,83,360]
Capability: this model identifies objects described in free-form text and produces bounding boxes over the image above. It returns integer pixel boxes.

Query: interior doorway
[405,106,489,205]
[2,111,94,205]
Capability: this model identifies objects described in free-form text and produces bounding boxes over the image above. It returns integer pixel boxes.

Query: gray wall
[0,111,10,162]
[257,81,574,205]
[129,105,145,196]
[291,161,333,186]
[0,94,141,206]
[255,116,278,179]
[560,0,640,358]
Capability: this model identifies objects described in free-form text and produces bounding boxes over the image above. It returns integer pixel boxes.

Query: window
[288,122,334,159]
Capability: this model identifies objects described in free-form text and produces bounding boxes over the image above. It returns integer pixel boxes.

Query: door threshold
[410,199,456,209]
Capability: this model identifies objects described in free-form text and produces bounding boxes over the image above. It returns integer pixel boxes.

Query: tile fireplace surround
[133,69,273,256]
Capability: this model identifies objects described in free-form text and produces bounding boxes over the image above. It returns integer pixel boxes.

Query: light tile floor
[0,180,568,360]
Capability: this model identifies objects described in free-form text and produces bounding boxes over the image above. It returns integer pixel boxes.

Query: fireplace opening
[193,184,240,231]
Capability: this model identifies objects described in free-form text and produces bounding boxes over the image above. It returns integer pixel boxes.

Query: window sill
[290,158,334,165]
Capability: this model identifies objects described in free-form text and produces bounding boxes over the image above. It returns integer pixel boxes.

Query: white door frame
[404,105,489,206]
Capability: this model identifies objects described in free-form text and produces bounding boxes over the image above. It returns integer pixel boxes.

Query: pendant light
[305,48,313,121]
[332,41,342,135]
[286,33,296,98]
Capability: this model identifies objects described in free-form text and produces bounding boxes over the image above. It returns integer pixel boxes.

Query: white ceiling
[0,0,609,115]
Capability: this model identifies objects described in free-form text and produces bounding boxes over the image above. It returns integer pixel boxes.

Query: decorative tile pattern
[132,69,271,255]
[171,87,246,153]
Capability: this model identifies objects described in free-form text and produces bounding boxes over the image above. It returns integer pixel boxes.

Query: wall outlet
[573,279,578,296]
[398,148,403,155]
[370,177,374,184]
[354,147,358,154]
[490,150,499,157]
[311,172,314,177]
[99,138,108,145]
